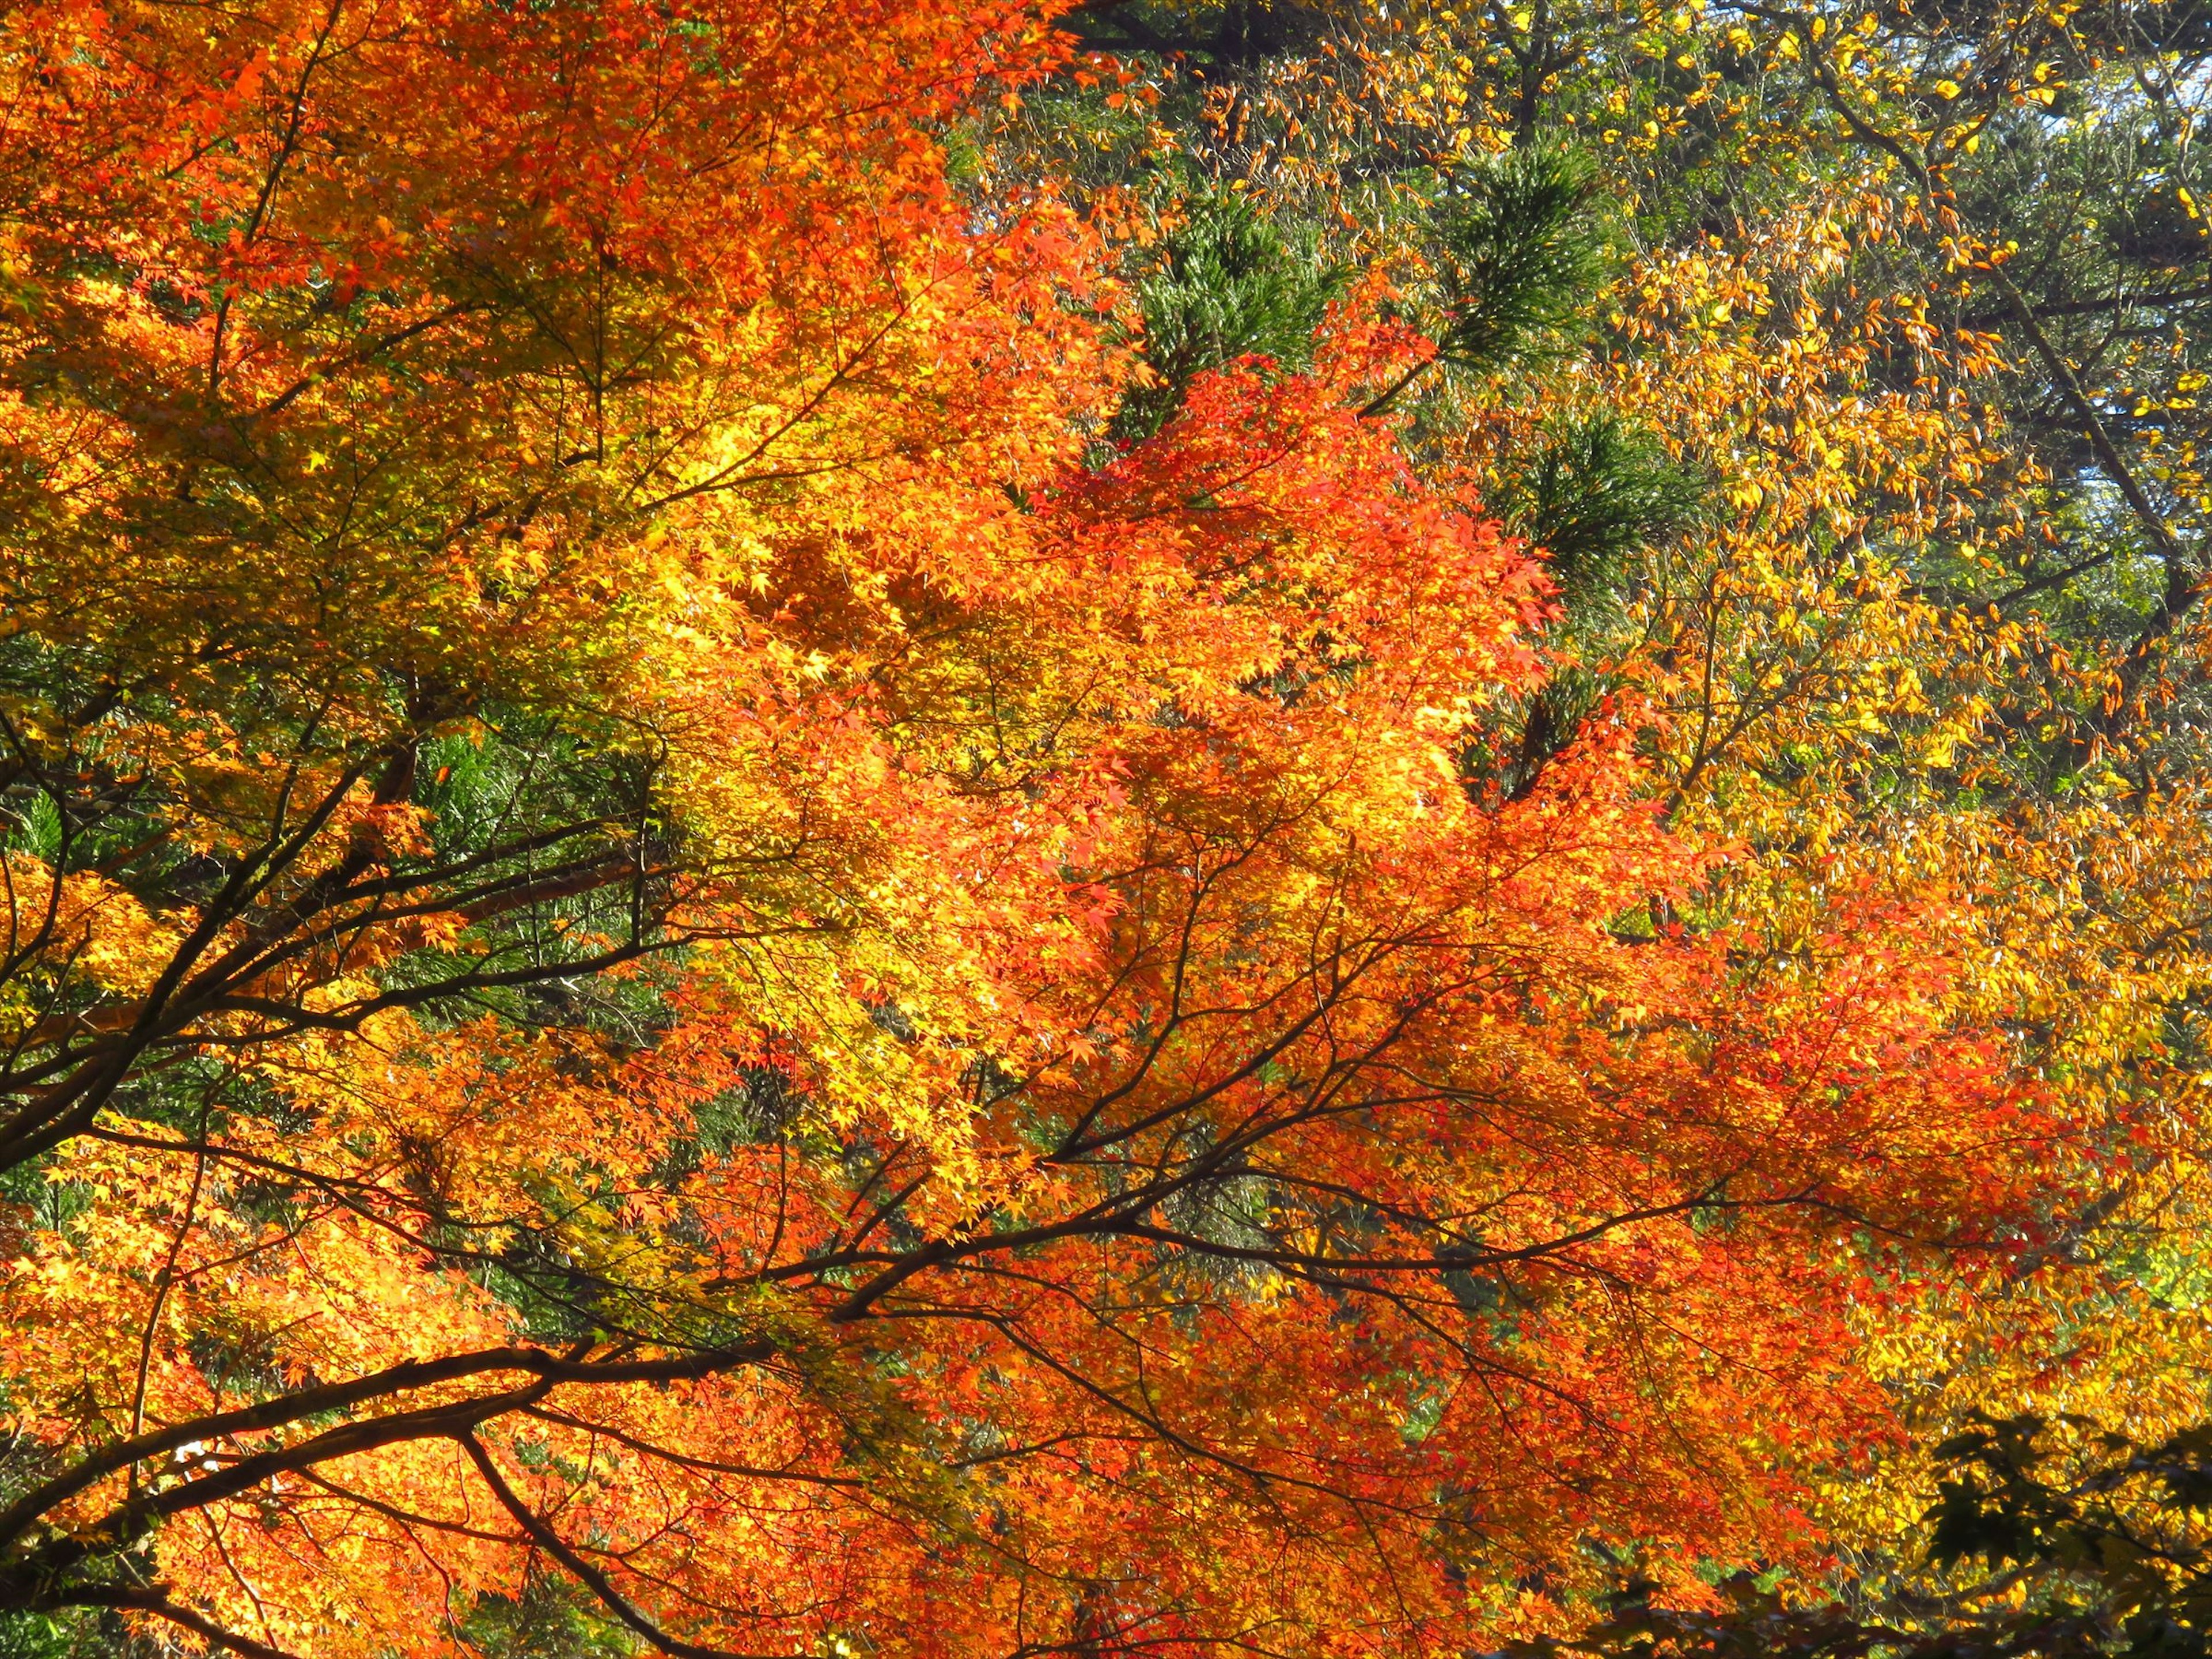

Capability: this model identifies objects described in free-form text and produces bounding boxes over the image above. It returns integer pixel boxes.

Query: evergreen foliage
[1489,411,1707,635]
[1423,145,1612,375]
[1518,1416,2212,1659]
[1115,194,1350,440]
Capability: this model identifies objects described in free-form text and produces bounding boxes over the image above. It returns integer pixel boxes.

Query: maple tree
[0,0,2177,1656]
[994,0,2212,1642]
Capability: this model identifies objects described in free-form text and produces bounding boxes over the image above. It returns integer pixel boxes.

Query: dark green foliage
[1490,411,1707,634]
[1424,146,1612,374]
[1472,413,1706,800]
[1115,194,1350,440]
[0,1612,89,1659]
[461,1573,641,1659]
[1514,1414,2212,1659]
[0,1605,175,1659]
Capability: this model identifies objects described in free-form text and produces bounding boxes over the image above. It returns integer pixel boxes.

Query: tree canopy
[3,0,2212,1655]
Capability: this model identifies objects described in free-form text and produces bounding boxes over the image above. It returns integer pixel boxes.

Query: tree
[995,0,2212,1628]
[0,0,2096,1654]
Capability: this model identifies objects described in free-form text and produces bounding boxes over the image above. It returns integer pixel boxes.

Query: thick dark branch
[459,1434,793,1659]
[0,1337,774,1554]
[1958,282,2212,328]
[55,1585,305,1659]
